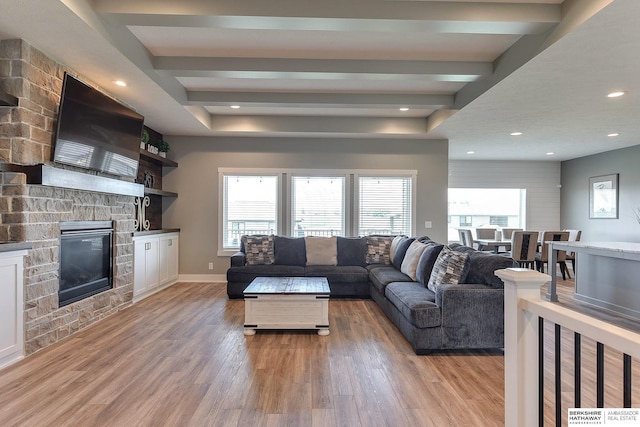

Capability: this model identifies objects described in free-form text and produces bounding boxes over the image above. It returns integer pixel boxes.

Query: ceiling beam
[154,57,492,82]
[187,91,453,109]
[94,0,560,34]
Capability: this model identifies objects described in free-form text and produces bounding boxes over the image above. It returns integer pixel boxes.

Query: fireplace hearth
[58,221,114,307]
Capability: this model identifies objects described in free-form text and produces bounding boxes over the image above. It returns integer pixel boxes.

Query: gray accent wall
[561,144,640,242]
[162,137,449,275]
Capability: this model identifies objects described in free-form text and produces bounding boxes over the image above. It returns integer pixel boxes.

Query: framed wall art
[589,173,618,219]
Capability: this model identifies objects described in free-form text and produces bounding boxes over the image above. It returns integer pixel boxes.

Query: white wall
[448,160,562,233]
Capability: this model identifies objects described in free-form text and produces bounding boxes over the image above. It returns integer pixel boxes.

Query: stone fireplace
[0,39,137,355]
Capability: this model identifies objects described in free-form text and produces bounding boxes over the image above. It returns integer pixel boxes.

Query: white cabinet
[0,249,28,370]
[159,234,179,285]
[133,232,179,302]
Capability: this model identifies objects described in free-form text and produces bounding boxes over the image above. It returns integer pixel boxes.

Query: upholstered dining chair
[508,231,539,269]
[458,229,474,248]
[535,231,570,280]
[563,229,582,277]
[501,228,523,240]
[475,228,497,239]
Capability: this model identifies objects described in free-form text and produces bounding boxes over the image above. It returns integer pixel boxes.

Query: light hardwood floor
[0,279,637,426]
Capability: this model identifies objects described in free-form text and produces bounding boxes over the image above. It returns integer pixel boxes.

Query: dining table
[474,239,511,253]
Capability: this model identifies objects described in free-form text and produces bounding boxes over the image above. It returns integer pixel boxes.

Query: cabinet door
[145,238,160,289]
[133,239,148,297]
[159,234,179,284]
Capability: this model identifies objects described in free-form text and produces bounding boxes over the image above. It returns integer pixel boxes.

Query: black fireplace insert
[58,221,113,307]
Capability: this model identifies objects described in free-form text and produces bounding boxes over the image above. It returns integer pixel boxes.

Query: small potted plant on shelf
[140,129,149,149]
[158,139,170,158]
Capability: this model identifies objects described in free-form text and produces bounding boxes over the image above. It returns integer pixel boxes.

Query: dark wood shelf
[139,150,178,167]
[144,188,178,197]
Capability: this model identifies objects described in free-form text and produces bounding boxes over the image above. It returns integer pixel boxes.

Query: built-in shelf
[144,188,178,197]
[139,150,178,167]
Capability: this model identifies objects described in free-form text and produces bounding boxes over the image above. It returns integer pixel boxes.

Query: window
[221,174,278,249]
[291,176,345,237]
[448,188,525,242]
[358,176,413,236]
[219,169,416,253]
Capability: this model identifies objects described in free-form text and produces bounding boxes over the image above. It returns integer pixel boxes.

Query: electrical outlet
[424,221,433,229]
[208,262,214,270]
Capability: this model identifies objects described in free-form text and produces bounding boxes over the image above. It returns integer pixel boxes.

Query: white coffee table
[243,277,330,336]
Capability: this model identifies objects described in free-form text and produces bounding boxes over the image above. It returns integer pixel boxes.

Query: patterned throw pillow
[242,235,274,265]
[427,246,471,292]
[366,236,393,265]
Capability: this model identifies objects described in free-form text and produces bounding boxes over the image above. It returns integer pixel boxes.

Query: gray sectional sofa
[227,234,516,354]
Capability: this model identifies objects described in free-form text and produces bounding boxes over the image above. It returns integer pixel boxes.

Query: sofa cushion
[463,252,518,289]
[366,236,393,265]
[337,236,367,267]
[368,265,413,294]
[385,282,441,328]
[305,236,337,265]
[305,265,369,284]
[415,243,444,286]
[274,236,306,266]
[241,235,274,265]
[427,246,471,293]
[400,240,428,280]
[226,264,305,284]
[392,237,415,269]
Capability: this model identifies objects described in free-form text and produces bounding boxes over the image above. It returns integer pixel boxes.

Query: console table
[546,241,640,320]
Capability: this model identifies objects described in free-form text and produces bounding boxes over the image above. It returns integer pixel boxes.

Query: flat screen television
[52,73,144,179]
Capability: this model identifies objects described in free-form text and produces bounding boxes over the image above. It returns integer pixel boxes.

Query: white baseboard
[178,274,226,283]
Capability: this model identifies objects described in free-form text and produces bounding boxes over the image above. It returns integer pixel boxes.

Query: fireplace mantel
[0,163,144,197]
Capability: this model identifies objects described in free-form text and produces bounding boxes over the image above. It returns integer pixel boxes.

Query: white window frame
[218,168,416,256]
[354,170,417,237]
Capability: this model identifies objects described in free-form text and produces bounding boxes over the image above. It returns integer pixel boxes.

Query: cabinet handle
[168,239,172,246]
[145,242,151,250]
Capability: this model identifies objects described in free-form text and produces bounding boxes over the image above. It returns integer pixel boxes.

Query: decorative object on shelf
[143,170,155,188]
[140,129,149,149]
[134,196,151,231]
[146,144,159,155]
[158,139,170,158]
[589,173,618,219]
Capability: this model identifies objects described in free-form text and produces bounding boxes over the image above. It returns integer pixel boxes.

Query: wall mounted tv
[52,73,144,179]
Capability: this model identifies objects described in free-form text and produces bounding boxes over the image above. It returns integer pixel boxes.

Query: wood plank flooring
[0,279,637,426]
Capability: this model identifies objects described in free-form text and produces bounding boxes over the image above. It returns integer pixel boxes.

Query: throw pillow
[392,237,415,270]
[389,235,404,261]
[274,236,306,266]
[241,235,274,265]
[415,243,444,286]
[427,246,471,293]
[400,240,428,280]
[305,236,338,265]
[337,236,367,266]
[365,236,393,265]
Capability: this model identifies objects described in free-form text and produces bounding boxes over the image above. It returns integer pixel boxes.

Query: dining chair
[563,229,582,277]
[475,228,497,239]
[508,231,539,269]
[501,228,522,240]
[535,231,570,280]
[458,229,474,248]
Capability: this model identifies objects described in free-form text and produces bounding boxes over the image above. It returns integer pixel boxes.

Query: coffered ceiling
[2,0,638,161]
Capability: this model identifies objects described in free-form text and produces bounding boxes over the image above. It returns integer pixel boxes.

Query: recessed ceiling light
[608,133,620,137]
[467,151,475,155]
[230,105,240,109]
[510,132,523,136]
[546,152,555,155]
[114,80,127,87]
[399,107,409,112]
[607,91,625,98]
